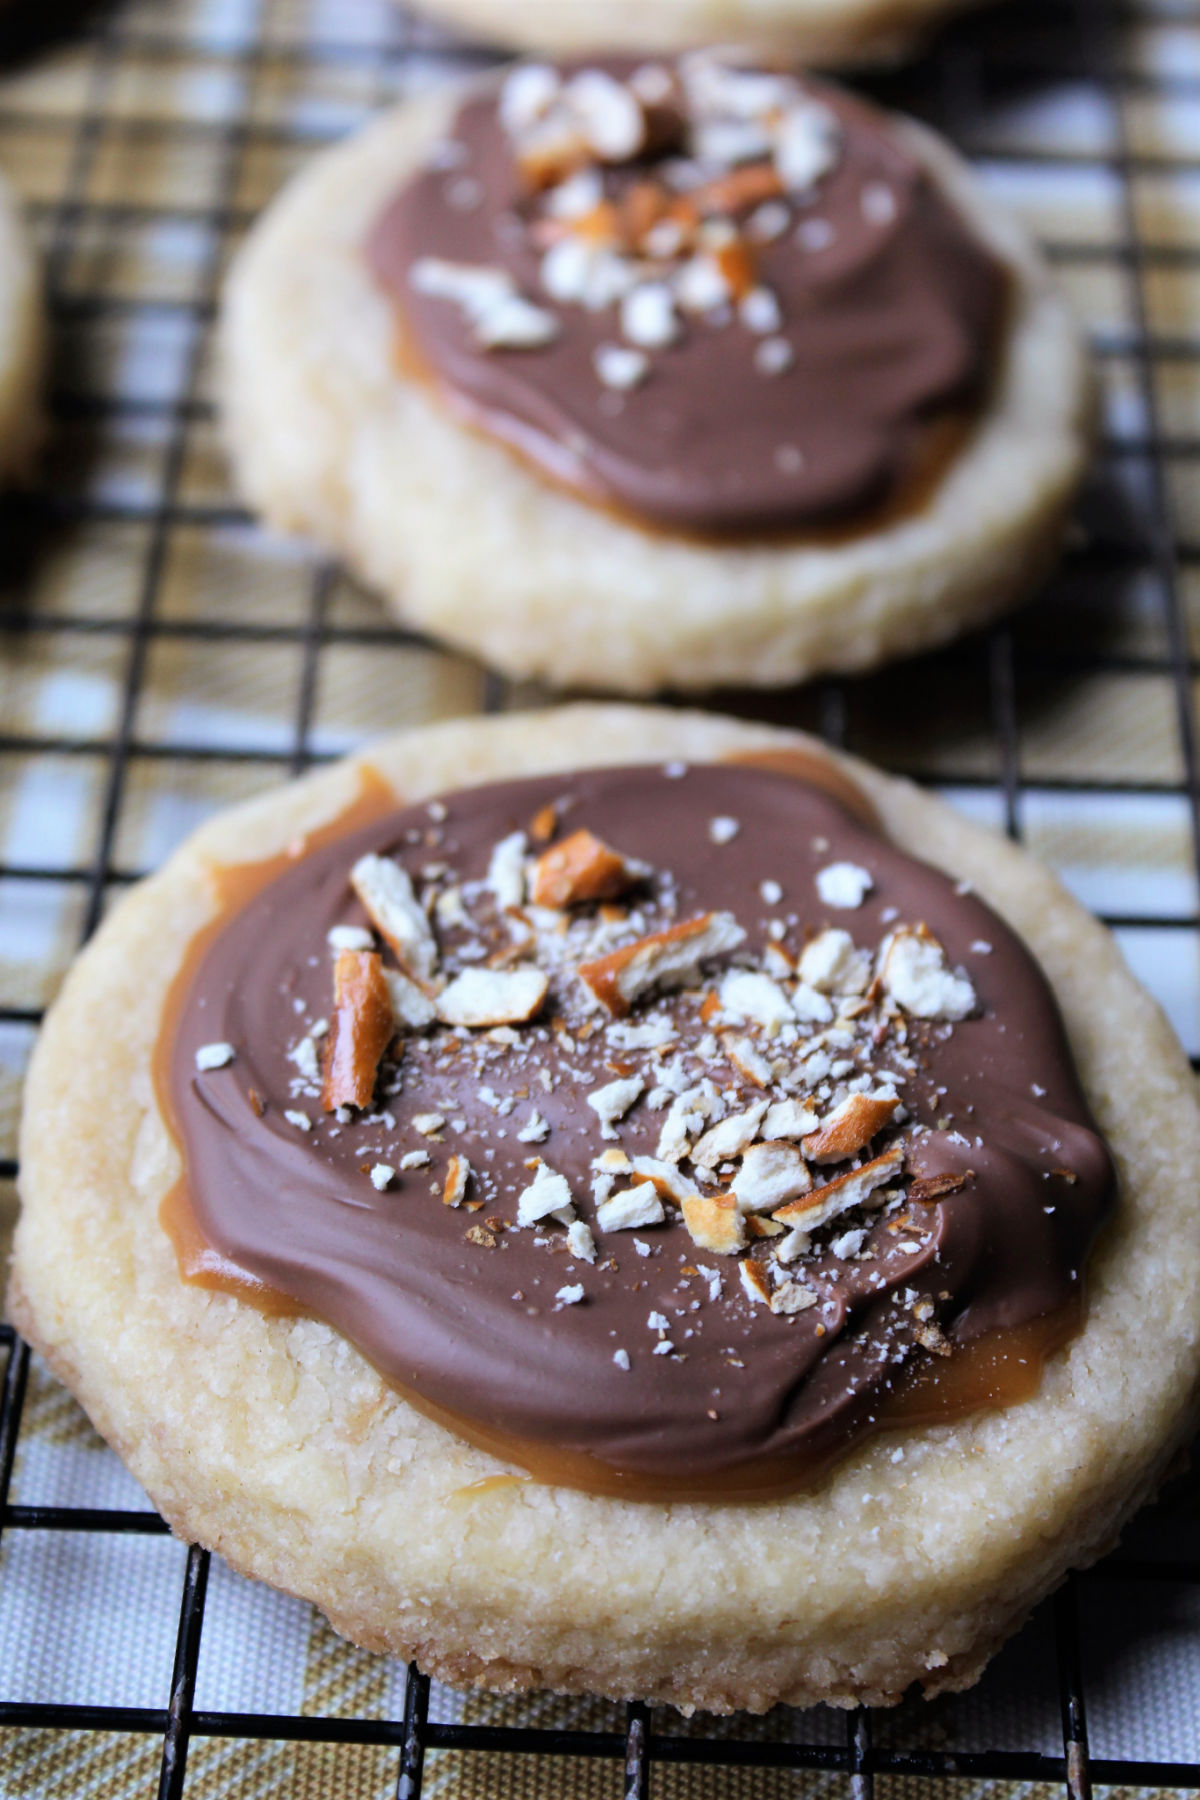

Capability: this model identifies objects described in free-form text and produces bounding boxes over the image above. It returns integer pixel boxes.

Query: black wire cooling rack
[0,0,1198,1792]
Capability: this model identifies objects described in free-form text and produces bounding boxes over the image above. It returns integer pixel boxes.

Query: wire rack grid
[0,0,1198,1794]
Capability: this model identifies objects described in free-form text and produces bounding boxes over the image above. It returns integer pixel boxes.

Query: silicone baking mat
[0,0,1198,1792]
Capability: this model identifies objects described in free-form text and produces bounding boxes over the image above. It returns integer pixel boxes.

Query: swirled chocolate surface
[165,763,1114,1493]
[366,56,1007,533]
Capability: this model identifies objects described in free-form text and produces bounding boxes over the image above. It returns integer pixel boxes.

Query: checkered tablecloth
[1,0,1199,1791]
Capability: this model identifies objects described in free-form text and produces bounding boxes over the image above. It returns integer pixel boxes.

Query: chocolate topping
[366,55,1007,533]
[165,763,1114,1495]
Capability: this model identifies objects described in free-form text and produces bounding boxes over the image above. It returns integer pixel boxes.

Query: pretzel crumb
[771,1278,818,1315]
[322,949,393,1112]
[909,1171,971,1204]
[739,1259,772,1306]
[530,828,645,907]
[681,1191,746,1256]
[350,853,438,981]
[579,912,745,1015]
[804,1091,900,1164]
[437,966,549,1028]
[774,1145,904,1232]
[443,1154,471,1208]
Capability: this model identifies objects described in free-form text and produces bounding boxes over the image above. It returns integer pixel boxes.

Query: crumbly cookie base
[13,705,1200,1714]
[218,86,1092,695]
[411,0,982,67]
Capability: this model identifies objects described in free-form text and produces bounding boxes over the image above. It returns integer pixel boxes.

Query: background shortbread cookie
[410,0,984,67]
[0,164,41,484]
[12,704,1200,1716]
[219,80,1091,695]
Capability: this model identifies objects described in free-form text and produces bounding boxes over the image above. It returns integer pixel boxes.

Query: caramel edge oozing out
[390,314,999,554]
[154,766,400,1316]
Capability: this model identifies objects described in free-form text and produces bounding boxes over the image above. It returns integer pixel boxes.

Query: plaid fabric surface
[0,0,1198,1791]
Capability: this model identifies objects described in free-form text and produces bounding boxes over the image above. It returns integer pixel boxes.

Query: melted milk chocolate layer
[168,765,1113,1489]
[367,64,1006,533]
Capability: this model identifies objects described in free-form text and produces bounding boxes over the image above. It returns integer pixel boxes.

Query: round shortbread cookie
[411,0,983,68]
[12,704,1200,1716]
[219,82,1091,695]
[0,165,41,485]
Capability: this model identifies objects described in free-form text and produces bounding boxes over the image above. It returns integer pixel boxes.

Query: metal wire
[0,0,1197,1791]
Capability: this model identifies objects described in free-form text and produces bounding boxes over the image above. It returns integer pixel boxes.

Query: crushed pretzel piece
[771,1278,818,1316]
[718,969,793,1036]
[530,828,644,908]
[487,831,528,911]
[321,949,393,1113]
[566,1217,597,1263]
[914,1318,952,1356]
[714,238,757,301]
[680,1190,746,1256]
[773,1145,904,1232]
[350,853,438,981]
[791,982,834,1024]
[516,1109,551,1143]
[328,925,373,953]
[579,911,744,1016]
[762,1098,818,1140]
[384,967,437,1030]
[909,1171,971,1204]
[529,801,558,844]
[732,1141,812,1214]
[739,1258,772,1306]
[746,1213,784,1238]
[694,161,784,214]
[593,338,647,396]
[511,67,648,188]
[597,1182,665,1232]
[691,1101,769,1169]
[815,861,873,910]
[803,1091,901,1164]
[722,1033,773,1088]
[878,926,976,1020]
[629,1155,701,1205]
[442,1154,471,1208]
[655,1084,717,1162]
[799,927,870,996]
[436,966,549,1028]
[774,1224,811,1263]
[587,1075,644,1139]
[411,258,560,348]
[516,1161,575,1227]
